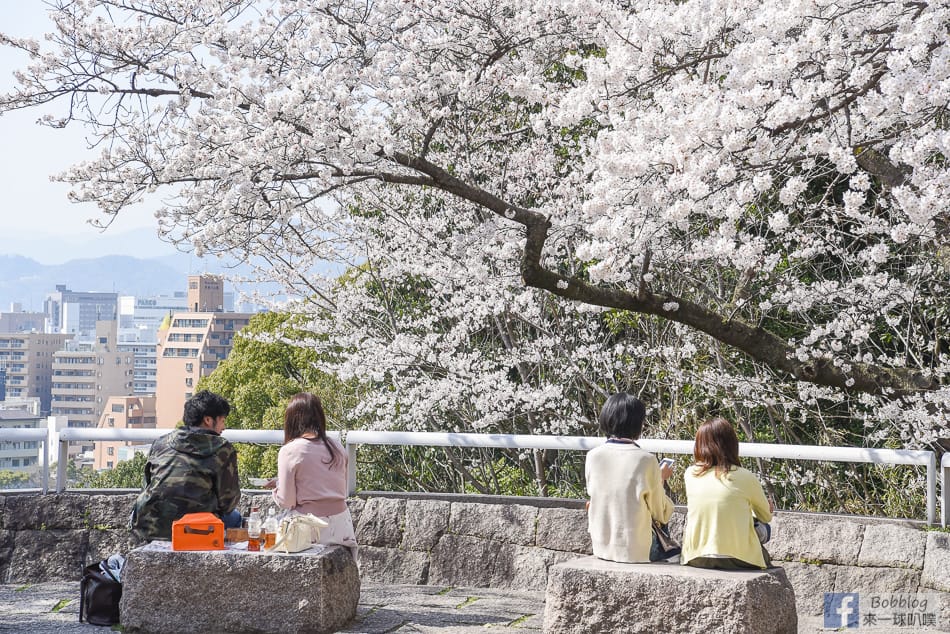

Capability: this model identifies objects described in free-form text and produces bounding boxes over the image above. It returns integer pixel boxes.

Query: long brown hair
[693,417,740,477]
[283,392,341,468]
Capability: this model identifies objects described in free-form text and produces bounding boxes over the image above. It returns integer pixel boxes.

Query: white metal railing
[342,431,936,524]
[0,428,49,493]
[940,453,950,527]
[0,427,937,523]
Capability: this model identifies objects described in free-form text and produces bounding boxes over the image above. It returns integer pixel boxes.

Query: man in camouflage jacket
[130,390,241,540]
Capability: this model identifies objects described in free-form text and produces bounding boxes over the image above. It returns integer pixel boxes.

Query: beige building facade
[92,395,157,471]
[0,332,72,414]
[155,275,251,428]
[51,321,135,462]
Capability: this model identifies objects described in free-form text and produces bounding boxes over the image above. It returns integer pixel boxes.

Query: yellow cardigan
[681,465,772,568]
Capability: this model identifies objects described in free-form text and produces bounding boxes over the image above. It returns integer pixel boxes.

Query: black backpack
[79,560,122,626]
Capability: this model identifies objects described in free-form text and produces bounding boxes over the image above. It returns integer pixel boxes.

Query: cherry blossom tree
[3,0,950,446]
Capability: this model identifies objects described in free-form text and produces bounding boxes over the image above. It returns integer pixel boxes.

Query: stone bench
[542,557,797,634]
[119,542,360,633]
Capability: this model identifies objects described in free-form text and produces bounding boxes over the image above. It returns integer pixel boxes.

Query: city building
[0,306,46,333]
[117,292,189,343]
[155,275,252,427]
[92,395,157,471]
[44,285,118,340]
[118,342,157,395]
[50,321,135,462]
[0,332,72,414]
[0,409,43,472]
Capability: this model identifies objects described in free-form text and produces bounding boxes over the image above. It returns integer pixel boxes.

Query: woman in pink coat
[271,392,357,556]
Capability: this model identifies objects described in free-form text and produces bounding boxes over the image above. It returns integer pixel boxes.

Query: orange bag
[171,513,225,551]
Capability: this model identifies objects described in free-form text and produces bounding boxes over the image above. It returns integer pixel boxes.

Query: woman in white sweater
[585,393,675,563]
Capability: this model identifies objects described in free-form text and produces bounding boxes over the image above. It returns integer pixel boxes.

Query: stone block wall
[0,489,943,618]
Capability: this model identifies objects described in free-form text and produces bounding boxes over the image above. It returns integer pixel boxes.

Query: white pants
[313,507,358,560]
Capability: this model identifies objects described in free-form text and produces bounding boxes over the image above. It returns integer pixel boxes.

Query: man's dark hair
[182,390,231,427]
[598,392,646,439]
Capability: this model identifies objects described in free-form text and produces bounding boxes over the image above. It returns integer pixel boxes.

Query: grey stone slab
[359,545,430,584]
[357,497,406,548]
[2,494,89,530]
[347,497,366,527]
[403,499,449,551]
[779,561,839,617]
[543,557,797,634]
[5,529,87,583]
[429,534,575,591]
[120,543,359,633]
[82,493,138,529]
[535,507,590,553]
[449,502,537,546]
[85,528,144,567]
[769,514,864,565]
[833,564,920,595]
[858,523,926,569]
[923,531,950,592]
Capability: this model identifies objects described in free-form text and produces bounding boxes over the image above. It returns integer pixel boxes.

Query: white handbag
[269,513,329,553]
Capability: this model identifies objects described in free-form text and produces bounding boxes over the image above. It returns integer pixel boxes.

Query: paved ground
[0,582,938,633]
[0,582,543,633]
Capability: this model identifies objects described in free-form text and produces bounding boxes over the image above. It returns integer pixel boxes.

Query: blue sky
[0,4,177,264]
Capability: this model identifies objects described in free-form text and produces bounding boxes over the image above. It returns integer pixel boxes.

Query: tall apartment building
[44,285,118,340]
[0,332,72,414]
[155,275,251,428]
[92,395,157,471]
[121,342,157,395]
[50,321,135,462]
[0,409,43,472]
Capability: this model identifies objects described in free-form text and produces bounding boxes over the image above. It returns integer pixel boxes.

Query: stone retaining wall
[0,490,945,621]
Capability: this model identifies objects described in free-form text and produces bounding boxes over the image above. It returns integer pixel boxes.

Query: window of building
[107,417,115,427]
[185,377,193,387]
[111,404,124,412]
[107,461,113,468]
[107,447,114,456]
[185,363,193,372]
[99,337,108,344]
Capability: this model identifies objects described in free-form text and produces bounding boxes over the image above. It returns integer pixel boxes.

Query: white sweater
[585,442,674,563]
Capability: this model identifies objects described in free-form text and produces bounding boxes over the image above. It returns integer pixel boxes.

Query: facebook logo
[824,593,859,628]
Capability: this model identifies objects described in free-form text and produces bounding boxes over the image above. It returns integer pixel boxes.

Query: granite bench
[542,557,797,634]
[119,542,360,633]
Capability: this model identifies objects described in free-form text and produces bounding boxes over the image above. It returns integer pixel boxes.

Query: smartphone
[658,458,675,470]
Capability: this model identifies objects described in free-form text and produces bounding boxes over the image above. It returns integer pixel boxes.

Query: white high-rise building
[45,285,118,341]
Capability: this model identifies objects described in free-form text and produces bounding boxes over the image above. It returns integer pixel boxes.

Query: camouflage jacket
[129,427,240,540]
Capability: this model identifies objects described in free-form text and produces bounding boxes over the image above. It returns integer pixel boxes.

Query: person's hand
[660,463,673,481]
[264,478,277,490]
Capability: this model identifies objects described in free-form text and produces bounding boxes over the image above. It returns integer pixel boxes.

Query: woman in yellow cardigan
[682,417,773,570]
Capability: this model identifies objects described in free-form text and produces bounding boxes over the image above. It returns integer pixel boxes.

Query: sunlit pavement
[0,582,544,633]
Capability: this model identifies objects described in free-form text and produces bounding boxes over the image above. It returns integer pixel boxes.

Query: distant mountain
[0,254,183,310]
[0,252,288,311]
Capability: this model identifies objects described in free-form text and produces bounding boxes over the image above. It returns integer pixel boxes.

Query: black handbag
[649,520,682,561]
[79,561,122,626]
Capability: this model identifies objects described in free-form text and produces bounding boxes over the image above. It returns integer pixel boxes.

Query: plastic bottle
[247,507,262,552]
[263,508,278,550]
